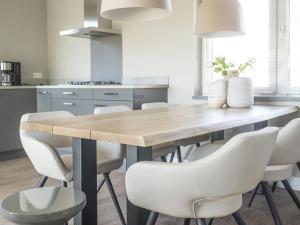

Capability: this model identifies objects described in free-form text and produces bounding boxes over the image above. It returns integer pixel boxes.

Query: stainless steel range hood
[60,0,121,39]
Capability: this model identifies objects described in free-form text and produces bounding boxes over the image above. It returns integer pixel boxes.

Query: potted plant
[208,57,255,108]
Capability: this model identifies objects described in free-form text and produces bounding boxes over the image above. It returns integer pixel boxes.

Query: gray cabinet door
[52,99,93,116]
[37,88,51,112]
[14,89,37,149]
[0,90,15,152]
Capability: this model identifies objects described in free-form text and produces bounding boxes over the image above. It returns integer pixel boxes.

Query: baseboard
[0,149,26,162]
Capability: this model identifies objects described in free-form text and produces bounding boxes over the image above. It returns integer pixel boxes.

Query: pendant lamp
[196,0,245,38]
[100,0,172,21]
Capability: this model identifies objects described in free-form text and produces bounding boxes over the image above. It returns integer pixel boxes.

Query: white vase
[208,79,227,108]
[227,77,254,108]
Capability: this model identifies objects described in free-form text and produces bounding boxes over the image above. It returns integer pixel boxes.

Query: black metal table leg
[126,145,153,225]
[183,218,191,225]
[254,121,268,131]
[211,131,224,143]
[73,138,97,225]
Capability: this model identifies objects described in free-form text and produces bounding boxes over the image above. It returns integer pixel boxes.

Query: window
[289,0,300,87]
[202,0,300,96]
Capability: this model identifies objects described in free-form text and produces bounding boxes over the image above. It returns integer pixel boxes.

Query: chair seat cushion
[61,149,124,177]
[262,164,294,182]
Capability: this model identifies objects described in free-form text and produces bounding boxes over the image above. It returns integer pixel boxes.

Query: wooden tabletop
[20,104,298,147]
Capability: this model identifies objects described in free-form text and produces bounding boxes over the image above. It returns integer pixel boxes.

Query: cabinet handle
[38,91,49,95]
[63,102,75,106]
[62,92,75,95]
[94,104,108,107]
[104,92,119,96]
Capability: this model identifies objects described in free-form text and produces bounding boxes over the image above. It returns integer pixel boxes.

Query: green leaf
[222,70,227,76]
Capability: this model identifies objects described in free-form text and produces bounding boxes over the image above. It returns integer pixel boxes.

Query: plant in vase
[208,56,255,108]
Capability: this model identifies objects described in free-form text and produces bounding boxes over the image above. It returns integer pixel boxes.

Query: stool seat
[0,187,86,225]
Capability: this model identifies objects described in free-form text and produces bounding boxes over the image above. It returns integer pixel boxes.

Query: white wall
[0,0,48,82]
[121,0,197,104]
[47,0,91,83]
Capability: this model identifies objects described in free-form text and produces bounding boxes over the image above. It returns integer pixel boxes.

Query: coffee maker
[0,61,21,86]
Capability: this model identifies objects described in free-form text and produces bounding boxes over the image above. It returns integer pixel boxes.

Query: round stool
[0,187,86,225]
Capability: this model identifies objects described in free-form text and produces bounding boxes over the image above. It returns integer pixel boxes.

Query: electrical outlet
[33,73,43,79]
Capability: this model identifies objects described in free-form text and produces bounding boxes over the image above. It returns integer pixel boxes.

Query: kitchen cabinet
[38,87,168,115]
[14,89,37,149]
[37,88,51,112]
[0,90,15,152]
[0,89,37,152]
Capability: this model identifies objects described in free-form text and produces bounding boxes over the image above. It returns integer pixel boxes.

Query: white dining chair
[247,118,300,225]
[20,110,127,225]
[125,127,279,225]
[141,102,210,162]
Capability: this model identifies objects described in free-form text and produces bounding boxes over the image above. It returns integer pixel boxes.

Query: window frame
[200,0,297,96]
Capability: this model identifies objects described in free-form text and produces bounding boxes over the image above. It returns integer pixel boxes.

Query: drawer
[51,88,93,100]
[93,100,133,109]
[52,99,93,116]
[93,89,133,101]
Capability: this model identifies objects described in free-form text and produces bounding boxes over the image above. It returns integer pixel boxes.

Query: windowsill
[193,95,300,102]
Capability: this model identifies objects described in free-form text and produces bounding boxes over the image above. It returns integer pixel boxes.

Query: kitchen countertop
[0,84,169,90]
[0,86,36,89]
[36,84,169,89]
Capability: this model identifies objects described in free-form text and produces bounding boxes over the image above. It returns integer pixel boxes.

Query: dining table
[20,104,298,225]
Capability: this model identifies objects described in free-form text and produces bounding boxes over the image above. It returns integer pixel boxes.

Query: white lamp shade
[196,0,245,38]
[100,0,172,21]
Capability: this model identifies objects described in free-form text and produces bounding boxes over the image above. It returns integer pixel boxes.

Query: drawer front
[37,88,51,112]
[93,89,133,101]
[51,88,93,100]
[52,99,93,116]
[93,100,133,109]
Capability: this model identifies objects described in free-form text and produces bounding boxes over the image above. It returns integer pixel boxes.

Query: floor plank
[0,157,300,225]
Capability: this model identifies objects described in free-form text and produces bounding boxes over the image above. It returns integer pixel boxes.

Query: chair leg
[247,184,260,207]
[208,218,214,225]
[103,173,126,225]
[232,211,247,225]
[160,156,168,162]
[196,219,207,225]
[146,212,159,225]
[97,176,105,193]
[282,179,300,209]
[272,182,278,193]
[261,182,283,225]
[297,162,300,170]
[177,146,183,163]
[61,181,67,187]
[170,152,175,162]
[36,176,48,188]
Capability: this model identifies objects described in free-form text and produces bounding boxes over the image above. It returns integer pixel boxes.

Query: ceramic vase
[227,77,254,108]
[208,79,227,108]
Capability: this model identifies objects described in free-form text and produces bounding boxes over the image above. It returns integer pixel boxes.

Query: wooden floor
[1,157,300,225]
